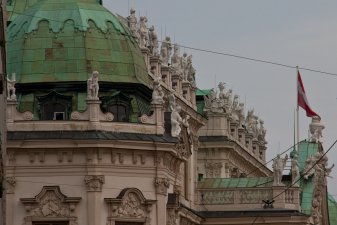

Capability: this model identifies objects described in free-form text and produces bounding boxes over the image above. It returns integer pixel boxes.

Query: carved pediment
[20,186,81,218]
[105,188,156,225]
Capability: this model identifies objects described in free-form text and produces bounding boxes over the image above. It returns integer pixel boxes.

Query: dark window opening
[101,92,132,122]
[33,222,69,225]
[198,173,204,181]
[37,92,72,120]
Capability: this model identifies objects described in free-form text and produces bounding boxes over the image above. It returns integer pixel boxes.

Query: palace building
[1,0,337,225]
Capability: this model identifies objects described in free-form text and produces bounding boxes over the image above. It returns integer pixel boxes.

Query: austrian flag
[297,70,319,117]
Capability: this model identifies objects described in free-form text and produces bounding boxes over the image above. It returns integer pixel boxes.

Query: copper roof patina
[7,0,151,87]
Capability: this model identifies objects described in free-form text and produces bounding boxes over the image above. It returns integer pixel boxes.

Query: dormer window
[101,92,131,122]
[37,92,72,120]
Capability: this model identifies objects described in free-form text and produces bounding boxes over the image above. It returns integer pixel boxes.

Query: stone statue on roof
[237,103,245,127]
[171,104,183,137]
[187,55,196,85]
[127,8,140,42]
[87,71,99,100]
[148,26,159,56]
[138,16,149,48]
[258,119,267,143]
[181,53,188,81]
[7,73,16,101]
[231,95,239,120]
[160,36,172,66]
[272,154,288,186]
[167,91,176,112]
[171,44,181,73]
[309,116,324,143]
[291,153,300,187]
[151,77,164,105]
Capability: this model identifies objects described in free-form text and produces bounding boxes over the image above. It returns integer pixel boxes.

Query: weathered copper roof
[7,0,151,87]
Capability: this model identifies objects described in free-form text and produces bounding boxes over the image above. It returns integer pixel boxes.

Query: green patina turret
[6,0,152,121]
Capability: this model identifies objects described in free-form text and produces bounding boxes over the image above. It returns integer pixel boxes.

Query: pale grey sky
[104,0,337,195]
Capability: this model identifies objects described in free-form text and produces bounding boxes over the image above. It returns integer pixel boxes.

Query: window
[101,92,131,122]
[33,222,69,225]
[115,222,143,225]
[37,92,72,120]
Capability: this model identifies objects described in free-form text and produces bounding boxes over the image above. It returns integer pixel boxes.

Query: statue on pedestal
[171,104,183,137]
[291,153,300,186]
[309,117,324,143]
[7,73,16,100]
[171,44,181,73]
[138,16,149,48]
[127,8,140,42]
[151,77,164,105]
[272,154,288,186]
[87,71,99,100]
[148,26,159,56]
[160,36,172,66]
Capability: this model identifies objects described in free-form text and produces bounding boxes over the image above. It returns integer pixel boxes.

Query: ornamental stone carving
[20,186,81,225]
[84,175,105,192]
[6,176,16,194]
[7,72,16,100]
[154,177,170,195]
[87,71,99,100]
[309,116,324,143]
[167,208,177,225]
[272,154,288,186]
[171,44,181,73]
[105,188,156,225]
[205,162,223,178]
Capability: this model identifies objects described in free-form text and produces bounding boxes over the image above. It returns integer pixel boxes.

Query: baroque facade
[1,0,337,225]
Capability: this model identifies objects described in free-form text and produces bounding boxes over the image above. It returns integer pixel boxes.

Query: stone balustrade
[195,185,300,211]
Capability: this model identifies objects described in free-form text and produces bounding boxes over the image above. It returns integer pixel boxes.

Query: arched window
[101,92,131,122]
[37,92,72,120]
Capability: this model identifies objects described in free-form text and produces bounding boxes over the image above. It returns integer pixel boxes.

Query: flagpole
[296,66,300,151]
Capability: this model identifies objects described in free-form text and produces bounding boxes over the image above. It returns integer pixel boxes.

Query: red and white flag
[297,70,319,117]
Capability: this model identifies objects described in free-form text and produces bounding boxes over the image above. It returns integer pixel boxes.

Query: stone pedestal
[245,133,253,152]
[6,100,33,123]
[171,74,181,94]
[198,114,228,137]
[161,66,173,88]
[138,104,164,135]
[150,55,161,77]
[238,128,245,146]
[252,139,259,158]
[182,81,191,102]
[272,186,286,208]
[141,47,151,70]
[230,121,239,139]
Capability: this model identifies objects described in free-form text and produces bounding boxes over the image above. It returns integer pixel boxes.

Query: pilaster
[85,175,105,225]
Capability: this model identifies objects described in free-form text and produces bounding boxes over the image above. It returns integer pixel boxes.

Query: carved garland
[20,186,81,225]
[105,188,156,225]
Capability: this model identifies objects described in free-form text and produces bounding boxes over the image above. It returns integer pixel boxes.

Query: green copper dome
[7,0,151,86]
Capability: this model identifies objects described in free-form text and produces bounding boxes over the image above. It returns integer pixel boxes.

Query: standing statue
[138,16,149,48]
[7,73,16,100]
[186,55,196,85]
[171,44,181,72]
[218,82,226,111]
[291,153,300,186]
[252,115,259,139]
[127,8,139,42]
[151,77,164,105]
[167,91,176,112]
[160,36,172,66]
[272,154,288,186]
[87,71,99,100]
[171,105,183,137]
[237,103,245,127]
[148,26,159,56]
[245,109,255,132]
[224,89,233,112]
[258,119,267,143]
[181,53,188,81]
[231,95,239,120]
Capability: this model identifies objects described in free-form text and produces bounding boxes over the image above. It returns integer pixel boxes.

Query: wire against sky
[8,10,337,78]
